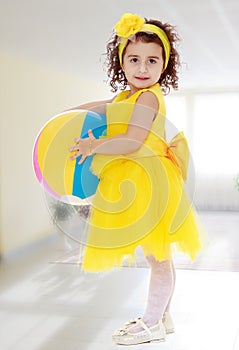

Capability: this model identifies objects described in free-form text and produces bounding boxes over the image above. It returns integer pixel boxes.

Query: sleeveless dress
[81,83,205,272]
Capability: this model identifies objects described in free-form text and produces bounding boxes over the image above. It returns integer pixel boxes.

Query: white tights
[130,256,175,333]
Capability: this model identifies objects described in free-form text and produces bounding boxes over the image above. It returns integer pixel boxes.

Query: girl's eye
[130,58,138,63]
[148,59,157,64]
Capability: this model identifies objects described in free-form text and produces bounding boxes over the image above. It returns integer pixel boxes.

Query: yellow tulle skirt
[81,141,205,272]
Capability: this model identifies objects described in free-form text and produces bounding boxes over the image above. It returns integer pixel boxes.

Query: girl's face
[122,40,164,94]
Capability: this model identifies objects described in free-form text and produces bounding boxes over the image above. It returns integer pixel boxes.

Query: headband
[114,13,171,69]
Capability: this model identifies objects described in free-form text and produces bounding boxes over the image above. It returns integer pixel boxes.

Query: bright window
[165,94,187,140]
[192,92,239,175]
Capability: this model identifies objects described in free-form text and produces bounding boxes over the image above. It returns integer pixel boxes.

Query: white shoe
[112,318,166,345]
[123,312,175,334]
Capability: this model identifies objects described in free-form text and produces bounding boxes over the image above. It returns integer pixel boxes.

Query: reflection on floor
[0,211,239,350]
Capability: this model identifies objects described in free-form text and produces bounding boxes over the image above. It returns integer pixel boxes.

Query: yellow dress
[81,83,205,272]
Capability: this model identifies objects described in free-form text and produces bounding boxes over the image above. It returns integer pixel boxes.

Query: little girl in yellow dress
[69,13,206,346]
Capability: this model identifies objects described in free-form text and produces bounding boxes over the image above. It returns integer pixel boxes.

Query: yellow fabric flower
[114,13,145,38]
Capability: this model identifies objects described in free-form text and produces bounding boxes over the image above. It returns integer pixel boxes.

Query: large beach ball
[33,110,107,203]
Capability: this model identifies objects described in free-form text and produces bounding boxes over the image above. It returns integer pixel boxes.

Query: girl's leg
[164,259,176,313]
[129,256,174,333]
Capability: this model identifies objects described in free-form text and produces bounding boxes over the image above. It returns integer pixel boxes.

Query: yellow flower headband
[114,13,171,69]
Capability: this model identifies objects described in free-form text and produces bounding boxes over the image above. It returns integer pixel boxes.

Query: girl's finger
[69,145,79,152]
[70,152,77,160]
[88,129,95,139]
[78,155,86,165]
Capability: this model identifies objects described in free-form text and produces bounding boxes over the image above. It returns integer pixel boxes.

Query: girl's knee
[146,255,172,270]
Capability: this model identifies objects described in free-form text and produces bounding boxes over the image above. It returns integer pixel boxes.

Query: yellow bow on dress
[168,132,189,182]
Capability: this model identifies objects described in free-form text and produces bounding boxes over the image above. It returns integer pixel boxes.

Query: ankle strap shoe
[123,312,175,334]
[112,319,166,345]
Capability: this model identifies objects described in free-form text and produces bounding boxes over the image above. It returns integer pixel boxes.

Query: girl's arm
[69,91,159,164]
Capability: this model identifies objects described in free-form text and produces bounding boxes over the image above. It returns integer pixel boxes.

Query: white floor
[0,212,239,350]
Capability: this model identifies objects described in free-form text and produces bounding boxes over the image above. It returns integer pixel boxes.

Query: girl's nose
[139,62,147,73]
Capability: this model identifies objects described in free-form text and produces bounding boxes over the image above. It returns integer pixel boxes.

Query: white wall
[0,54,110,255]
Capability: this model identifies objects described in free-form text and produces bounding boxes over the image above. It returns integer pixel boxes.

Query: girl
[69,13,205,346]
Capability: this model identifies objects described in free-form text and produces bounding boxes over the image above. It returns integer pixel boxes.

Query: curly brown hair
[104,18,181,95]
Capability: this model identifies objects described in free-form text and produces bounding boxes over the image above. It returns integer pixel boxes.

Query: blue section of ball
[72,112,106,199]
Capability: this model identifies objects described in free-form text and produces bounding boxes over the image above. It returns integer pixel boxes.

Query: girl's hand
[69,130,96,164]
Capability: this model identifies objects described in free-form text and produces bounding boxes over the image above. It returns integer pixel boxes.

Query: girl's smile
[135,76,149,80]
